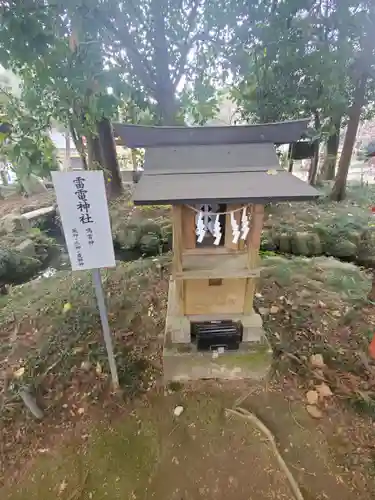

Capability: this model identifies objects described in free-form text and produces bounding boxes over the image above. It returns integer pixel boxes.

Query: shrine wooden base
[163,280,272,383]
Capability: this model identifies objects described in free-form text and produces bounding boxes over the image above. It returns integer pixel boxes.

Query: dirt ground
[2,190,375,499]
[0,192,55,216]
[1,255,375,500]
[2,381,375,500]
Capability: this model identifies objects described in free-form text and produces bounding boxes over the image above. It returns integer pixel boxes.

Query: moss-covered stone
[0,247,41,286]
[139,234,161,255]
[114,222,142,250]
[0,214,30,234]
[261,232,277,251]
[262,185,375,264]
[329,240,358,259]
[0,229,59,286]
[113,213,166,256]
[291,232,310,256]
[279,233,292,253]
[308,234,323,255]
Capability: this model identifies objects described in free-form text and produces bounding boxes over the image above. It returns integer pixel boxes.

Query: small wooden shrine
[115,119,319,381]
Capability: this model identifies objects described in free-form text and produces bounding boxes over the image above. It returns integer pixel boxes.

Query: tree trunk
[63,130,71,171]
[69,121,87,170]
[150,0,179,125]
[320,117,341,181]
[287,144,293,172]
[131,149,141,183]
[156,89,179,125]
[0,169,8,186]
[331,74,367,201]
[308,112,321,185]
[86,133,102,170]
[308,145,319,185]
[97,118,123,198]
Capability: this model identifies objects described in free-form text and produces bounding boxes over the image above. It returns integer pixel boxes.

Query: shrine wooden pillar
[244,204,265,314]
[172,205,184,314]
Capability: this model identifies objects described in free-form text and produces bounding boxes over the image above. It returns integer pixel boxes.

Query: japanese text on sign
[52,171,116,271]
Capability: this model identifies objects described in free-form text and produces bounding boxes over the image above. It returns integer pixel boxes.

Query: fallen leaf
[356,390,371,403]
[306,390,319,405]
[80,360,91,372]
[331,310,341,318]
[306,405,323,419]
[58,479,68,495]
[313,368,325,380]
[369,335,375,360]
[316,383,333,399]
[13,367,25,379]
[63,302,72,313]
[77,407,85,415]
[173,406,184,417]
[95,362,102,375]
[310,353,325,368]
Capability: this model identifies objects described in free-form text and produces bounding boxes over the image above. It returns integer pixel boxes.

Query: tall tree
[330,5,375,200]
[330,71,369,200]
[318,117,341,181]
[0,0,241,200]
[231,0,373,188]
[100,0,240,124]
[0,92,59,194]
[0,1,126,196]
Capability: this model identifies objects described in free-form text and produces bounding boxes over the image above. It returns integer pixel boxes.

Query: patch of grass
[1,391,289,500]
[262,255,370,303]
[4,413,159,500]
[260,255,374,415]
[0,256,170,417]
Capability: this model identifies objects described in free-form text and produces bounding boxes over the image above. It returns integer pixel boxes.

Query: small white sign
[52,171,116,271]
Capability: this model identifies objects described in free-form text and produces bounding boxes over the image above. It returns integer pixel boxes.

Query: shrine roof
[131,142,319,205]
[113,119,309,148]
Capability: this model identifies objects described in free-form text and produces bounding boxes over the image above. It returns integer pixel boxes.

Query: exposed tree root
[225,407,304,500]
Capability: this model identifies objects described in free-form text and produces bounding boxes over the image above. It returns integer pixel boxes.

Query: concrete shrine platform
[163,341,272,383]
[163,280,272,382]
